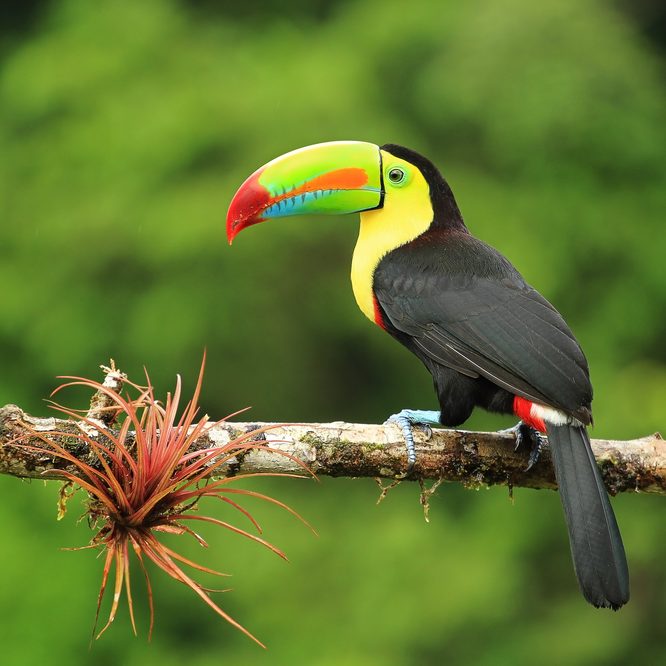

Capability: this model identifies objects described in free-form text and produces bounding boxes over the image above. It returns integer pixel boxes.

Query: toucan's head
[226,141,463,244]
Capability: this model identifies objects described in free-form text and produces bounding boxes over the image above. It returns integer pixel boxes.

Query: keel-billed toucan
[226,141,629,610]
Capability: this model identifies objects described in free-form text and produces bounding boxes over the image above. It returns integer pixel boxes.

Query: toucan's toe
[502,421,547,471]
[385,409,441,472]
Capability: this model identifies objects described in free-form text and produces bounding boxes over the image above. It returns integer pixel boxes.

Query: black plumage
[374,229,592,424]
[547,424,629,609]
[373,144,629,609]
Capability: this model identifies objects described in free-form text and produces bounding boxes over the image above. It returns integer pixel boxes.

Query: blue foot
[384,409,441,472]
[501,421,547,471]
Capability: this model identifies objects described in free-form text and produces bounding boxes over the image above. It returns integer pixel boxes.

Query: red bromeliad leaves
[17,355,314,646]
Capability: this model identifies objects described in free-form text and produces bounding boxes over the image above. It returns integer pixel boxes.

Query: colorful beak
[226,141,383,244]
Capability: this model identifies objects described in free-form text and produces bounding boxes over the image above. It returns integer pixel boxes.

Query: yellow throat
[350,153,433,323]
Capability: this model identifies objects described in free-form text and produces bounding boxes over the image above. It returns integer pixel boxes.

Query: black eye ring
[387,167,406,184]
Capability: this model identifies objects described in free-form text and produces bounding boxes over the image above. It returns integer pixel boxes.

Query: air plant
[17,355,312,647]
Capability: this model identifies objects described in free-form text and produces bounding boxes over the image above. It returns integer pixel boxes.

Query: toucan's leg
[384,409,441,471]
[501,421,547,471]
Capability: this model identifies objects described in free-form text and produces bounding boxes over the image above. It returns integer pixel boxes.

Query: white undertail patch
[530,403,573,426]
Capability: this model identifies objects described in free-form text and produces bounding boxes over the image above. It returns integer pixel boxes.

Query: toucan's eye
[387,167,406,185]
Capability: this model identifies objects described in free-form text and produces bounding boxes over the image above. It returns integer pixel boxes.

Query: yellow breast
[350,161,433,323]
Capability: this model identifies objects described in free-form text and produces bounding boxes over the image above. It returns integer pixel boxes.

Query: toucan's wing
[373,232,592,420]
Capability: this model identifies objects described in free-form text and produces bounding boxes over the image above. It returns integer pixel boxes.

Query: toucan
[226,141,629,610]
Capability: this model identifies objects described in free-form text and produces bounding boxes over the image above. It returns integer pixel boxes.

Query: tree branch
[1,403,663,495]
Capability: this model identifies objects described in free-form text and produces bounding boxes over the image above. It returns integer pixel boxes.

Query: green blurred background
[1,0,665,664]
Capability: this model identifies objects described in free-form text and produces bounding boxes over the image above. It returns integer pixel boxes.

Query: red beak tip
[226,168,271,246]
[226,214,241,245]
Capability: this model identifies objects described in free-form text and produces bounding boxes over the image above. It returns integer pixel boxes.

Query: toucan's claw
[386,413,417,471]
[384,409,441,473]
[502,421,547,471]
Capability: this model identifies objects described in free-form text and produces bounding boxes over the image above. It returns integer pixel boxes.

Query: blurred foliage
[0,0,665,664]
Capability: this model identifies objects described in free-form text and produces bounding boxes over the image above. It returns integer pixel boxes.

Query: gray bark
[1,403,663,495]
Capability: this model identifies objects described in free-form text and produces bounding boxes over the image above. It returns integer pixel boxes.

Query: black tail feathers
[546,423,630,609]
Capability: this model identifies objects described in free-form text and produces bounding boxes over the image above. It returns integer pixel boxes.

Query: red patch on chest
[372,296,386,329]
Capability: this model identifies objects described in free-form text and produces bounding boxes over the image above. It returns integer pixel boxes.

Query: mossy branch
[1,403,663,495]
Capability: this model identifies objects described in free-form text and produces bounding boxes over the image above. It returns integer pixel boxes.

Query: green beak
[226,141,383,243]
